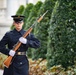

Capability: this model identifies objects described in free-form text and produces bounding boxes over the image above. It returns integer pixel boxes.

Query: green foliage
[25,1,43,30]
[47,0,76,69]
[22,3,34,29]
[32,0,57,60]
[16,5,25,15]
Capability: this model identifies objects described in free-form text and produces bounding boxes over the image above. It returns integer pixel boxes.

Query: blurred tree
[47,0,76,69]
[22,3,34,29]
[16,5,25,15]
[25,1,43,30]
[32,0,57,60]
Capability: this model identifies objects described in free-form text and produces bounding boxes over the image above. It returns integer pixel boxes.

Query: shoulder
[5,30,14,36]
[6,30,13,34]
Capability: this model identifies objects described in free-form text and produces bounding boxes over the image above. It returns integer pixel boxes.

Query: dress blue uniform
[0,24,40,74]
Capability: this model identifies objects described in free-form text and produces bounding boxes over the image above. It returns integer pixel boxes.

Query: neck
[15,28,22,31]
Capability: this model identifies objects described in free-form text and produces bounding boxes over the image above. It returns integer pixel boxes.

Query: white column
[6,0,18,19]
[26,0,28,4]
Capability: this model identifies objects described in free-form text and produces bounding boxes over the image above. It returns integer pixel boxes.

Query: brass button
[20,62,22,64]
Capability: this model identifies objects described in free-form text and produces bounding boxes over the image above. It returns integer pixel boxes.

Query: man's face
[13,21,24,31]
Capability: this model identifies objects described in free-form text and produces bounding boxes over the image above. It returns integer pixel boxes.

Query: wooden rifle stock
[3,10,48,68]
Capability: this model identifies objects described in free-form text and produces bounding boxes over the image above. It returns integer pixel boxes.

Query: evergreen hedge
[32,0,57,60]
[47,0,76,69]
[22,3,34,29]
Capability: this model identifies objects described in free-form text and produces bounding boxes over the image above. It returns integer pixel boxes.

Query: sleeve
[26,33,41,49]
[0,32,10,55]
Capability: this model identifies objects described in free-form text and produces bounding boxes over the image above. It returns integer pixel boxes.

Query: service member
[0,15,40,75]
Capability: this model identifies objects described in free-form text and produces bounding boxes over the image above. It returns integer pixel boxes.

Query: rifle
[3,10,48,68]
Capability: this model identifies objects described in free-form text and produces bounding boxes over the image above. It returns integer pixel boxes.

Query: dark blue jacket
[0,29,40,75]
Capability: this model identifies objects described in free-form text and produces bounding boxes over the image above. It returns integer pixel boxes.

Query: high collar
[13,29,25,35]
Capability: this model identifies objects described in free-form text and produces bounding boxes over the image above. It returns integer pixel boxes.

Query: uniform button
[20,62,22,64]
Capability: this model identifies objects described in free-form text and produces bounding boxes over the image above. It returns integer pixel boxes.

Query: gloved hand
[9,50,15,57]
[19,37,27,44]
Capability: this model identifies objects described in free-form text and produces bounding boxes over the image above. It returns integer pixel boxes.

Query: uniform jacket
[0,29,40,75]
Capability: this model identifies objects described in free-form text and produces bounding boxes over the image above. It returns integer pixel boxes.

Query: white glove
[19,37,27,44]
[9,50,15,57]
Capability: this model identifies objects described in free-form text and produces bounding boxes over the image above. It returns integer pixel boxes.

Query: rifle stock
[4,56,12,68]
[3,10,48,68]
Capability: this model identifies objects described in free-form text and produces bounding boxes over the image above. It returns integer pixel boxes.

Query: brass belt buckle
[18,52,21,55]
[17,52,26,55]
